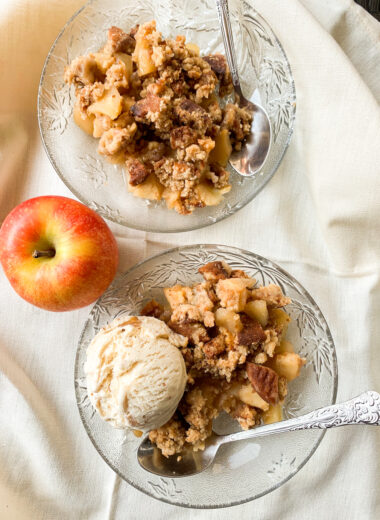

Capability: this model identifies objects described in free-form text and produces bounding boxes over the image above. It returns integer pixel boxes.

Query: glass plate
[74,245,337,508]
[38,0,296,233]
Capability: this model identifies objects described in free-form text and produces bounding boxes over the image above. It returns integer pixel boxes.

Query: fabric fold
[0,0,379,518]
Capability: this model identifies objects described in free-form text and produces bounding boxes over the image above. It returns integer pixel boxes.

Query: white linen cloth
[1,0,380,518]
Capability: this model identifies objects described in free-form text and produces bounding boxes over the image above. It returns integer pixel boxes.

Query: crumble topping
[65,21,253,214]
[140,261,306,456]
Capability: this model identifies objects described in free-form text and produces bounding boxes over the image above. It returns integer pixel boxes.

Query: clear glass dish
[38,0,296,233]
[74,245,337,508]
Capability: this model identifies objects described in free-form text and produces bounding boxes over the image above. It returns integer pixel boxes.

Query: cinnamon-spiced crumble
[141,261,306,457]
[65,21,253,214]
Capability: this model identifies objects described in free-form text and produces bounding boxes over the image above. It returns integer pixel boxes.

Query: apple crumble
[64,21,253,214]
[141,261,306,457]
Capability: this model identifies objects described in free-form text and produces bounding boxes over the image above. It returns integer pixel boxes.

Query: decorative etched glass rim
[74,244,338,508]
[38,0,296,233]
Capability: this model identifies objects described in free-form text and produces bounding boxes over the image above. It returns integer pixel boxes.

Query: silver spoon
[215,0,271,176]
[137,390,380,477]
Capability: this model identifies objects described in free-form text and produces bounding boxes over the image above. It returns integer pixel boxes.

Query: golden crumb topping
[65,21,253,214]
[140,261,306,457]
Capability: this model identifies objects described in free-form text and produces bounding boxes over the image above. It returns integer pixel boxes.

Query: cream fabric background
[1,0,380,518]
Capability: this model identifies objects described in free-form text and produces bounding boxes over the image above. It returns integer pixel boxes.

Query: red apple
[0,196,119,311]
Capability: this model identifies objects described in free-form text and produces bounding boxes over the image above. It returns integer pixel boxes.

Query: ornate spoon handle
[214,0,243,97]
[222,391,380,445]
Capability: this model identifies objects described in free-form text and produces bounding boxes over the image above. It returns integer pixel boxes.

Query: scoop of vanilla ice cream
[85,316,188,431]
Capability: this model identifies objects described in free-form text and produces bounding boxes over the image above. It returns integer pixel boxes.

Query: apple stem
[32,249,55,259]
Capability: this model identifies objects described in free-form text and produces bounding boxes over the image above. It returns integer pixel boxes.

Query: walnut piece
[202,54,227,77]
[203,335,226,359]
[128,159,149,186]
[170,126,198,149]
[174,99,211,130]
[105,26,136,54]
[198,261,231,281]
[130,94,162,120]
[168,320,209,346]
[246,362,279,405]
[237,315,266,346]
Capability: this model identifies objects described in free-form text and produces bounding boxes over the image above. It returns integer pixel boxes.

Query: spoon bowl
[229,102,271,176]
[137,434,221,477]
[137,391,380,477]
[216,0,272,176]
